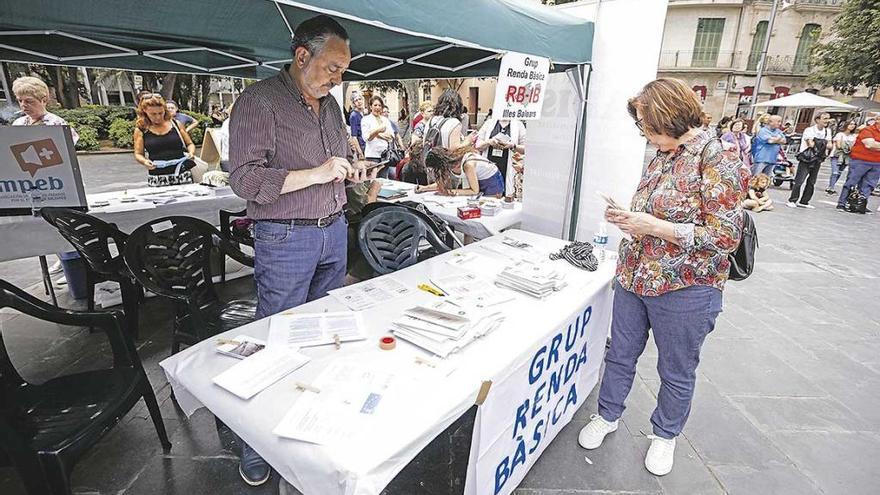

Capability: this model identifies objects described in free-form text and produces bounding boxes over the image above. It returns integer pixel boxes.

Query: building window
[692,18,726,68]
[747,21,768,71]
[793,24,821,74]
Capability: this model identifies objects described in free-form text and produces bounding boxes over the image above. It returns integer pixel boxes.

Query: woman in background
[133,94,198,186]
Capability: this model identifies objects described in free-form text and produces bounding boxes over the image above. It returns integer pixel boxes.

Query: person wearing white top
[476,118,526,195]
[360,95,394,178]
[789,113,833,208]
[415,146,504,197]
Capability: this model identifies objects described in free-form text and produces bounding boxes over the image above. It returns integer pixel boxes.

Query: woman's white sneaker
[644,435,676,476]
[578,414,618,450]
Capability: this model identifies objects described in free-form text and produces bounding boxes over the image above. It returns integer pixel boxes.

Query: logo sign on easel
[492,52,551,120]
[0,126,87,216]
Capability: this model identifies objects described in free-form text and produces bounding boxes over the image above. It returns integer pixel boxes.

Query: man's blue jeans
[252,217,348,319]
[598,282,722,439]
[836,159,880,208]
[753,161,776,176]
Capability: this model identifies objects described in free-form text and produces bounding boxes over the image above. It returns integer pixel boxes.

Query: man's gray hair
[291,14,350,56]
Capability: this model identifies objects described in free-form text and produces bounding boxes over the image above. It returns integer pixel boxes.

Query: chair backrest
[219,208,253,247]
[123,216,219,310]
[358,208,450,275]
[0,279,134,397]
[40,207,128,275]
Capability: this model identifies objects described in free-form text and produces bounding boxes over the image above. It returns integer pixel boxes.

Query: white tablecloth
[0,184,245,262]
[160,230,615,495]
[381,180,522,239]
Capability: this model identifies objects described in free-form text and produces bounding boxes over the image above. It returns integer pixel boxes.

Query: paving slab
[706,461,822,495]
[768,431,880,495]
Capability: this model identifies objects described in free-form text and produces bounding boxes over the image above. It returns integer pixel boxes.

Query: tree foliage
[809,0,880,95]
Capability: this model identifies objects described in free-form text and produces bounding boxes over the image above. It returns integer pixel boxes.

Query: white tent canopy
[753,91,858,110]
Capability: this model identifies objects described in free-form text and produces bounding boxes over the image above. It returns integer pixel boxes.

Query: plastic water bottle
[29,191,43,216]
[593,222,609,263]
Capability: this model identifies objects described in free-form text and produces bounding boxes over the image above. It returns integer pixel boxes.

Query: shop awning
[0,0,594,80]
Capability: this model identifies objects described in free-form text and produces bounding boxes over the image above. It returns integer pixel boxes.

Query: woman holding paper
[133,94,201,186]
[578,78,748,476]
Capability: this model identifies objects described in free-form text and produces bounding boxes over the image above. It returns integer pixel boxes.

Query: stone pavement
[1,153,879,494]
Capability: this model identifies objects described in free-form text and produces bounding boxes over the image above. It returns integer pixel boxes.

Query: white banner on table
[492,52,550,121]
[0,126,86,214]
[467,284,613,495]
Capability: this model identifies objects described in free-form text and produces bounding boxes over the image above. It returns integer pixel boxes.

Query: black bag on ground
[728,211,758,281]
[845,186,868,214]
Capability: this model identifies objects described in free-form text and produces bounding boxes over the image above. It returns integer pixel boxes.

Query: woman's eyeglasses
[634,118,645,136]
[139,93,163,102]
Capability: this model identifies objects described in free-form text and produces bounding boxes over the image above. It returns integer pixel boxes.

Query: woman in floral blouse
[578,78,748,477]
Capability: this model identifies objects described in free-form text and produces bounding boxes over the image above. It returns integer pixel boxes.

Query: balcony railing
[659,50,741,70]
[746,54,813,74]
[753,0,845,7]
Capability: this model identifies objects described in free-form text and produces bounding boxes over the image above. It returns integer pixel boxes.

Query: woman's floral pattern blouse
[616,131,750,296]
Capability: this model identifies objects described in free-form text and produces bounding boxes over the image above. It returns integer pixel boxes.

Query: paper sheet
[268,311,367,349]
[273,360,400,445]
[328,277,411,311]
[212,348,311,400]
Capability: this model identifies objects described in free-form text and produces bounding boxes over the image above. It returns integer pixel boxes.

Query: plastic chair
[0,279,170,495]
[218,208,254,283]
[358,208,451,275]
[123,216,256,355]
[40,207,143,339]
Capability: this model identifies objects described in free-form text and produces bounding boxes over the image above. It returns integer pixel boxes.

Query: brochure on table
[0,126,87,216]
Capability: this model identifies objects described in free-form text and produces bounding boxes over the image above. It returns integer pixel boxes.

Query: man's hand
[313,157,354,184]
[348,160,381,183]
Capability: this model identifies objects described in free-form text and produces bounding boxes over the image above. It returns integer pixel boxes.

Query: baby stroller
[771,148,795,189]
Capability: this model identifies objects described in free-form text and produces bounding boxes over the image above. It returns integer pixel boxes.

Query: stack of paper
[391,300,504,358]
[495,260,567,299]
[267,312,367,349]
[431,273,515,309]
[213,347,310,400]
[328,277,411,311]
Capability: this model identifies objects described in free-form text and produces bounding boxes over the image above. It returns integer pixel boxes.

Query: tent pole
[566,64,591,241]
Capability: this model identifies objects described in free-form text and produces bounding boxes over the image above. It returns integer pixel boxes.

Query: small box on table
[457,206,481,220]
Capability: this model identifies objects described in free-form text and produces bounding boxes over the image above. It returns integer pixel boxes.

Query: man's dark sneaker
[836,205,846,212]
[825,188,836,195]
[239,442,270,486]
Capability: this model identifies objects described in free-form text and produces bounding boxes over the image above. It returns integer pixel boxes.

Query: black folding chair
[40,207,143,338]
[123,216,256,355]
[0,279,170,495]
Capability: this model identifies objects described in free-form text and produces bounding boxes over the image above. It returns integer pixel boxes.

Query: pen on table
[417,283,445,297]
[295,382,321,393]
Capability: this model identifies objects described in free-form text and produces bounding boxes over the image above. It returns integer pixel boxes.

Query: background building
[657,0,868,126]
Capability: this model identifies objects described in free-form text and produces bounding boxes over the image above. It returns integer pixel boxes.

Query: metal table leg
[38,255,58,306]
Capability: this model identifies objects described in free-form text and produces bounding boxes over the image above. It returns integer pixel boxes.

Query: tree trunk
[160,73,176,100]
[86,68,101,104]
[198,75,211,114]
[52,66,66,107]
[402,79,421,142]
[0,62,12,102]
[65,66,80,108]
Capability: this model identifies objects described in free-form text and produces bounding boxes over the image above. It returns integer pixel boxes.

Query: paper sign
[492,52,551,121]
[0,126,87,215]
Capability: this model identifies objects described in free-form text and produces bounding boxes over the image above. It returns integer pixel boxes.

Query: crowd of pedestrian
[710,109,880,214]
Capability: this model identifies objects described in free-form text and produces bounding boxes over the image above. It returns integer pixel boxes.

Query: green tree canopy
[809,0,880,95]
